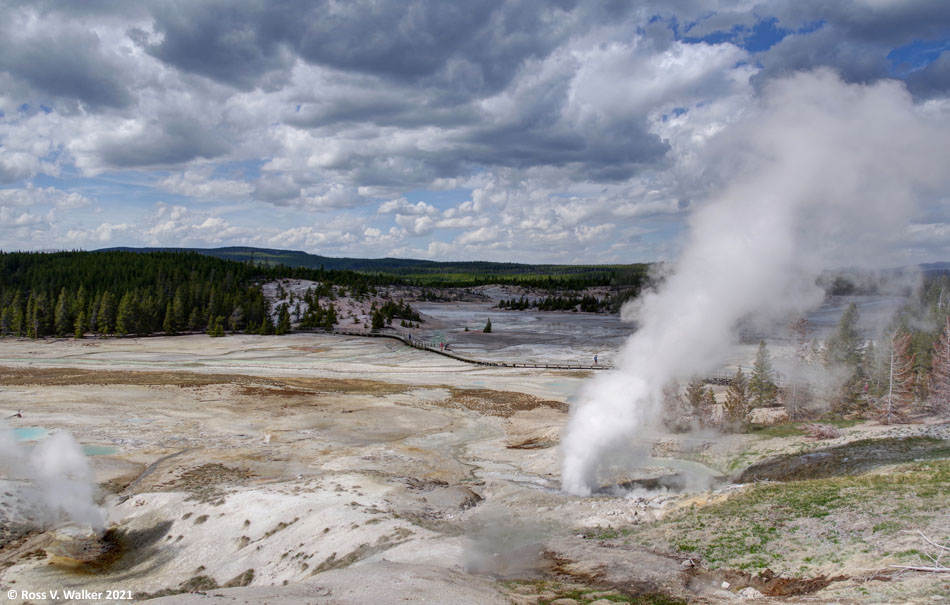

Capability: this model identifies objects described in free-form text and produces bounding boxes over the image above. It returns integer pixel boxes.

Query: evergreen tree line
[370,299,421,330]
[663,273,950,432]
[664,340,780,433]
[496,294,609,313]
[294,286,339,331]
[814,274,950,422]
[0,251,399,338]
[0,274,272,338]
[398,267,651,291]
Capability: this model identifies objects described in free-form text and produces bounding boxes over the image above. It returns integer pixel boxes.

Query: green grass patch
[631,459,950,571]
[726,452,755,472]
[748,418,863,440]
[502,580,685,605]
[748,422,806,439]
[583,527,633,540]
[872,520,900,533]
[824,418,863,428]
[540,592,684,605]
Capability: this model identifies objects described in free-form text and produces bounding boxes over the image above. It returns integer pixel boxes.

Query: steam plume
[0,424,106,530]
[562,70,950,496]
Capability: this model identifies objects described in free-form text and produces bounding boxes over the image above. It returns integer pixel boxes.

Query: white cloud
[0,206,47,229]
[0,2,945,263]
[378,198,439,216]
[158,169,252,200]
[456,226,502,245]
[0,186,91,209]
[65,222,132,244]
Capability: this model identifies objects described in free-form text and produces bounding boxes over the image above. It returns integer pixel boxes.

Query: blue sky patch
[888,37,950,76]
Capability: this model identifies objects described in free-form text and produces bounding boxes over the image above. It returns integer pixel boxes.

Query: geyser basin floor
[0,335,946,604]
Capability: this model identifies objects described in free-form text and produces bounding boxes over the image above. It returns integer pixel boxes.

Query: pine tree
[228,306,245,333]
[865,339,885,396]
[825,303,864,412]
[0,305,9,337]
[172,288,187,331]
[876,330,915,424]
[27,292,50,339]
[74,310,86,339]
[702,388,717,427]
[276,304,291,335]
[11,291,24,337]
[26,294,37,339]
[724,367,749,426]
[98,291,116,334]
[209,315,226,337]
[686,377,706,419]
[928,316,950,416]
[87,295,99,334]
[371,308,384,331]
[54,287,71,336]
[188,307,204,332]
[163,302,177,335]
[74,285,88,323]
[258,315,274,335]
[115,292,134,336]
[749,340,778,407]
[826,303,863,367]
[483,318,492,333]
[662,380,690,433]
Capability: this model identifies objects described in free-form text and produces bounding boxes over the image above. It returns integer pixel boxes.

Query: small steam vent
[45,525,119,569]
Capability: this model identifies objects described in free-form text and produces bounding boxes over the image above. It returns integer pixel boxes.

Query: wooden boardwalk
[314,327,787,386]
[327,327,610,371]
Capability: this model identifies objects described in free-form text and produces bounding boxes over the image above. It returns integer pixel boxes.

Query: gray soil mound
[737,436,950,482]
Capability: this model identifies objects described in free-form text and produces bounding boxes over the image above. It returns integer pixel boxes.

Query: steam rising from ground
[463,509,544,578]
[0,424,105,530]
[562,70,950,496]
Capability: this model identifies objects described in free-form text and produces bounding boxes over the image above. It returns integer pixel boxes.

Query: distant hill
[98,246,650,286]
[921,262,950,275]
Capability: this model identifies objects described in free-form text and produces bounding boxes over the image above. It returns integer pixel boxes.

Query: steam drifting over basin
[561,70,950,496]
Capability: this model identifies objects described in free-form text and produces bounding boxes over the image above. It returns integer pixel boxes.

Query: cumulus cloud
[0,206,48,229]
[158,168,253,200]
[65,222,132,244]
[0,6,134,110]
[0,186,91,209]
[0,1,946,261]
[378,198,439,216]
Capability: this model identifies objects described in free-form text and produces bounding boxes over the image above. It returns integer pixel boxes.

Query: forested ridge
[0,250,396,338]
[104,246,651,289]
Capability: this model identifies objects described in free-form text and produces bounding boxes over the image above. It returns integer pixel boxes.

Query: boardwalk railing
[312,327,787,385]
[328,327,608,370]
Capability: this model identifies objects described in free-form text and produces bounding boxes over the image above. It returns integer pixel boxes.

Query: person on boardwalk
[594,354,598,365]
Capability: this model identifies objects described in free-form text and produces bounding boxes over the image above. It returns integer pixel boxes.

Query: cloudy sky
[1,0,949,263]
